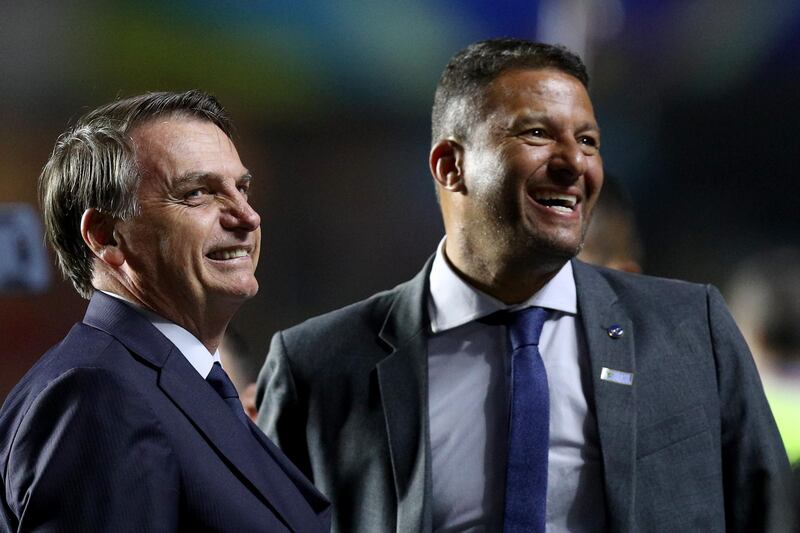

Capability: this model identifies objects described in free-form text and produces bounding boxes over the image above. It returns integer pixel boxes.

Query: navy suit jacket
[257,258,793,532]
[0,292,330,532]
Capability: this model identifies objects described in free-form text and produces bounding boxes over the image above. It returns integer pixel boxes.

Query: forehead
[481,67,596,122]
[130,117,244,185]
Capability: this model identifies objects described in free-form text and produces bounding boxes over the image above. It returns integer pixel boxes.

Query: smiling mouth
[207,248,250,260]
[533,192,577,214]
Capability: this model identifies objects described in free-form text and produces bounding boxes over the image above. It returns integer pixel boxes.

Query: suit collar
[83,291,174,368]
[92,291,219,377]
[376,258,434,533]
[84,292,328,533]
[374,258,638,532]
[572,259,636,532]
[428,247,578,333]
[159,355,327,532]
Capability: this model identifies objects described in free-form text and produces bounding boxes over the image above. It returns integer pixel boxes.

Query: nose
[220,192,260,232]
[548,138,587,183]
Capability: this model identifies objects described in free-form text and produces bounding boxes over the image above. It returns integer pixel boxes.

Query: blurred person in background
[0,91,329,532]
[257,38,792,532]
[577,174,642,274]
[726,247,800,468]
[220,326,260,421]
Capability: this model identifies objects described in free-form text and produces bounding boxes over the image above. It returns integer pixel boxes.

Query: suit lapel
[376,260,434,533]
[83,293,324,533]
[248,421,331,519]
[572,260,636,532]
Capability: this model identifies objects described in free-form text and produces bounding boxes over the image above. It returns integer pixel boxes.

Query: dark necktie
[206,362,250,428]
[503,306,550,533]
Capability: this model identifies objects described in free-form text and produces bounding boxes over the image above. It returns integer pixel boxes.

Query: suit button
[607,325,624,339]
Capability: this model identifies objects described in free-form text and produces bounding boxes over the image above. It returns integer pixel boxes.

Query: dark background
[2,0,799,399]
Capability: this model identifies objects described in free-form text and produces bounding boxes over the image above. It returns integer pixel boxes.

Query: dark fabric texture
[207,362,251,429]
[0,292,330,533]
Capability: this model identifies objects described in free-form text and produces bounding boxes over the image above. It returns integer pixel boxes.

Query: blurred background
[2,0,799,414]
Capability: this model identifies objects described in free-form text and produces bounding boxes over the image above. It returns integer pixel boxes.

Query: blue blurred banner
[0,204,50,294]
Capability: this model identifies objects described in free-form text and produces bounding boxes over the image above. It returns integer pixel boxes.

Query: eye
[524,128,547,138]
[578,135,600,152]
[237,183,250,198]
[183,188,210,203]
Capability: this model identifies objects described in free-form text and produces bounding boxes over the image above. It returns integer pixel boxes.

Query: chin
[214,280,260,302]
[518,232,583,267]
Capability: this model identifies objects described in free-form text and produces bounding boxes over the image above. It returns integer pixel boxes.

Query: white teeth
[209,249,248,260]
[536,192,577,206]
[549,205,573,214]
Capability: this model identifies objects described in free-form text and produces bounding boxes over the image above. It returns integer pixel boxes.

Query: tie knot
[206,362,239,400]
[505,306,549,351]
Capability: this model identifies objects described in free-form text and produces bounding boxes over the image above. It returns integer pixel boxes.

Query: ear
[429,139,466,193]
[80,208,125,268]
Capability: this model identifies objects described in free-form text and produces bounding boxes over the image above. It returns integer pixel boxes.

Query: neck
[443,239,565,305]
[94,276,235,353]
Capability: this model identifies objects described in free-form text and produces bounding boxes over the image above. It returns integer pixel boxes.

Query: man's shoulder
[0,321,158,461]
[574,259,710,303]
[4,322,116,402]
[281,278,414,345]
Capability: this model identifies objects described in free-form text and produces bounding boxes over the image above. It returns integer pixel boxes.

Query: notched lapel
[376,260,433,533]
[85,295,323,532]
[159,351,323,532]
[573,261,636,532]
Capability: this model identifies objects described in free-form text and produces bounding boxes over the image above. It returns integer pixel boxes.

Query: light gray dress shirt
[427,241,606,532]
[100,291,222,378]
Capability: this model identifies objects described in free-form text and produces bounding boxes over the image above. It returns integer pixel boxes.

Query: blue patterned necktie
[503,306,550,533]
[206,362,250,428]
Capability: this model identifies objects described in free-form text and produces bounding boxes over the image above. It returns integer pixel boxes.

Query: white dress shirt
[427,240,606,532]
[100,291,221,378]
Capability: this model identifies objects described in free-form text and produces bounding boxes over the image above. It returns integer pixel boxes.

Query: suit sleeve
[708,285,795,532]
[5,368,180,533]
[256,331,313,480]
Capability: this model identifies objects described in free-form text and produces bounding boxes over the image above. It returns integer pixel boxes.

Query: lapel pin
[607,324,624,339]
[600,367,634,386]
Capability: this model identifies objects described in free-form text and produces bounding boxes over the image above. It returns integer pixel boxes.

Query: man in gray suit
[256,39,792,532]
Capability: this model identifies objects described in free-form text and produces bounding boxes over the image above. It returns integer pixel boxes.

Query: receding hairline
[431,39,590,148]
[125,109,233,136]
[439,65,595,146]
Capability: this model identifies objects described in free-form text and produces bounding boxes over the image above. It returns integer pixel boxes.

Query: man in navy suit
[0,91,330,532]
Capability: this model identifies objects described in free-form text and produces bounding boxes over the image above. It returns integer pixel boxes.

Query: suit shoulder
[0,324,154,449]
[6,322,124,399]
[280,282,406,346]
[0,359,166,476]
[580,262,710,301]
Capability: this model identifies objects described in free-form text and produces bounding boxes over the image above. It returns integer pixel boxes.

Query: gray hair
[39,90,233,298]
[431,38,589,146]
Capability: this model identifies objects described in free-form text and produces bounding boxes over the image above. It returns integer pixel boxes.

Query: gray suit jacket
[256,259,792,532]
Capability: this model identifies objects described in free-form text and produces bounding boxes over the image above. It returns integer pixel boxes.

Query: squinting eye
[579,136,599,149]
[184,188,209,201]
[527,128,546,137]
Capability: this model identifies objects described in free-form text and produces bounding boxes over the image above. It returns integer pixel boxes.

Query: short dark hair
[40,90,233,298]
[431,38,589,145]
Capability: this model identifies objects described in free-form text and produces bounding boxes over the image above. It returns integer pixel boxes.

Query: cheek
[584,161,604,202]
[251,228,262,269]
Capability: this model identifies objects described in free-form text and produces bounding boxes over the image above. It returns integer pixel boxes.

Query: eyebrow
[507,113,600,134]
[172,171,253,189]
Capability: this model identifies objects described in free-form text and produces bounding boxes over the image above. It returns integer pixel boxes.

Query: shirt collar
[427,238,577,334]
[99,290,221,378]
